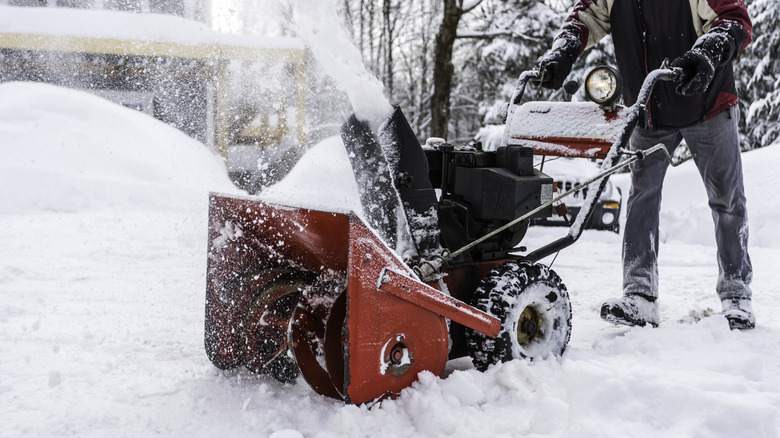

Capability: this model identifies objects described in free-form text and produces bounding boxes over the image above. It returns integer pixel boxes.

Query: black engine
[425,143,553,263]
[341,106,554,266]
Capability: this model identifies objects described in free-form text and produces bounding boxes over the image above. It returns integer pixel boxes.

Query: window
[150,0,183,16]
[56,0,93,7]
[8,0,48,6]
[104,0,140,12]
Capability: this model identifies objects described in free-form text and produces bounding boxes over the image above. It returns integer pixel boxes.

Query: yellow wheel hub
[517,305,544,347]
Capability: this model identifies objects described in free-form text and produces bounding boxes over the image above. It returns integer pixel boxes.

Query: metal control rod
[413,65,687,280]
[413,142,689,281]
[445,143,685,262]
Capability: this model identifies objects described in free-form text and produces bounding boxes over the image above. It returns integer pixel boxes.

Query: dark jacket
[560,0,752,129]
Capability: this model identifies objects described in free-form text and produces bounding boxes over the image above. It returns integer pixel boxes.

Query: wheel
[290,276,346,400]
[464,260,572,371]
[323,292,347,396]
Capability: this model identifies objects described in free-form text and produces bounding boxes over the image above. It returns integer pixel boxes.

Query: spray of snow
[289,0,393,125]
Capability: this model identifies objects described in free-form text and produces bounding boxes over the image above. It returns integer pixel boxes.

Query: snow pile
[740,148,780,248]
[0,82,237,214]
[610,145,780,248]
[260,136,362,214]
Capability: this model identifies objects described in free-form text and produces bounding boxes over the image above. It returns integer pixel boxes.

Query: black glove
[538,34,582,90]
[671,31,735,96]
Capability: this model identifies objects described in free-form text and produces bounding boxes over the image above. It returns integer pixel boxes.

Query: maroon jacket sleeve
[558,0,612,55]
[700,0,752,53]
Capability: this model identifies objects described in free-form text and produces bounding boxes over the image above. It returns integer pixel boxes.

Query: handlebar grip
[666,67,684,83]
[509,69,542,105]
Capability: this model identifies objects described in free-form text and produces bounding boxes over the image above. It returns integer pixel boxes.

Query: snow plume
[289,0,393,126]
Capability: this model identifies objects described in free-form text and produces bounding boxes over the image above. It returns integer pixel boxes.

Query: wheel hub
[517,305,544,347]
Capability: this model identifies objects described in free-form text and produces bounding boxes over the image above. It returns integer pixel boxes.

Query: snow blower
[205,65,685,404]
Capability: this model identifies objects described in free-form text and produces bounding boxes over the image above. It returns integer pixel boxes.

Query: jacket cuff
[553,29,584,60]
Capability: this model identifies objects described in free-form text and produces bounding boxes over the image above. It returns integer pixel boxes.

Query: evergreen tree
[457,0,561,129]
[459,0,616,129]
[737,0,780,149]
[336,0,776,146]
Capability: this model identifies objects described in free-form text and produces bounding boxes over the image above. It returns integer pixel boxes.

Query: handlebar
[508,69,542,106]
[633,66,682,109]
[500,65,683,147]
[500,69,541,147]
[510,64,683,107]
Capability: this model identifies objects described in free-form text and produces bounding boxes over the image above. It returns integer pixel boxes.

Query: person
[537,0,755,329]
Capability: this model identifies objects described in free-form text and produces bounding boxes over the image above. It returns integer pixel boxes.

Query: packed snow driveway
[1,83,779,437]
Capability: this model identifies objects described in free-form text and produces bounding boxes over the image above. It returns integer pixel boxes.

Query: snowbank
[260,136,362,214]
[0,81,237,214]
[611,143,780,248]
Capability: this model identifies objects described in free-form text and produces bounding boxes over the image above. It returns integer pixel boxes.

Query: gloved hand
[537,34,581,90]
[672,31,735,96]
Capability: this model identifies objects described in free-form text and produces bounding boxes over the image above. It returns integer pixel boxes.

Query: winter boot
[600,294,659,328]
[721,298,755,330]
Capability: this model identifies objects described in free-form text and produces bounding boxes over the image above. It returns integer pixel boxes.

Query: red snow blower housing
[205,66,682,404]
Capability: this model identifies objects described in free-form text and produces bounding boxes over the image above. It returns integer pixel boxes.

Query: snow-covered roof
[0,5,304,61]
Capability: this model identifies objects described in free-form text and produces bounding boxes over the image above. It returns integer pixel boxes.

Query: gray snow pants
[622,105,752,301]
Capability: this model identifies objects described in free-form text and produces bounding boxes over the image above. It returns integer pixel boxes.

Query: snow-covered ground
[1,82,779,437]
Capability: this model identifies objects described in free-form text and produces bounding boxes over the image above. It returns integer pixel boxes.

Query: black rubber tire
[465,260,572,371]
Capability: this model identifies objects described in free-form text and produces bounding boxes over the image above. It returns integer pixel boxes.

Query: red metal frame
[205,194,501,404]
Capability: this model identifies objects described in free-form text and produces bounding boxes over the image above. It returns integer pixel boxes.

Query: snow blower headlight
[585,66,622,109]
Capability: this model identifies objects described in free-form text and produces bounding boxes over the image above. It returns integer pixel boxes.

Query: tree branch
[456,29,543,42]
[459,0,484,14]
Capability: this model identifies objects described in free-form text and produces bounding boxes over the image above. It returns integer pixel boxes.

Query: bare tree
[382,0,394,97]
[342,0,354,35]
[429,0,482,138]
[342,0,557,141]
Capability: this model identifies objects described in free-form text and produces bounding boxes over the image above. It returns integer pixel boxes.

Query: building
[3,0,211,25]
[0,1,307,190]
